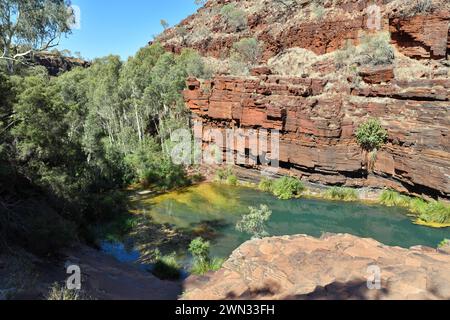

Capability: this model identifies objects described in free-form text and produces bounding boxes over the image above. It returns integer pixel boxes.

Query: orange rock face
[182,234,450,300]
[158,2,449,62]
[184,75,450,199]
[390,11,450,59]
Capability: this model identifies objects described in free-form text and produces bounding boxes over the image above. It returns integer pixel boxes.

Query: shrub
[258,177,274,193]
[356,118,388,151]
[226,174,238,186]
[189,237,210,264]
[191,257,224,275]
[188,237,223,275]
[311,3,325,19]
[325,187,359,201]
[177,49,212,79]
[152,250,182,280]
[220,4,247,32]
[229,38,263,75]
[358,32,395,66]
[272,176,305,200]
[402,0,435,17]
[236,204,272,239]
[215,166,234,182]
[419,201,450,225]
[335,33,394,69]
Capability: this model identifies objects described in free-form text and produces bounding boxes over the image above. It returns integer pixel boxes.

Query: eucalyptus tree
[0,0,73,73]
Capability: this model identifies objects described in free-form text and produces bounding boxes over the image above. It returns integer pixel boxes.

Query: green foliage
[272,176,305,200]
[358,32,395,66]
[177,49,212,79]
[229,38,263,75]
[258,177,274,193]
[226,175,238,186]
[334,33,394,69]
[160,19,169,30]
[356,118,388,151]
[188,237,210,263]
[215,166,238,186]
[438,239,450,248]
[190,257,224,275]
[408,197,429,214]
[419,201,450,225]
[215,167,233,182]
[379,190,410,207]
[311,3,325,19]
[152,250,182,280]
[0,0,72,73]
[0,42,199,253]
[325,187,359,201]
[379,190,450,225]
[220,4,247,32]
[236,204,272,239]
[188,237,223,275]
[402,0,435,17]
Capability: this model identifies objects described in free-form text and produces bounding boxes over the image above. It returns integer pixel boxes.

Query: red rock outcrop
[158,1,450,62]
[172,1,450,199]
[30,52,91,76]
[184,74,450,199]
[183,233,450,300]
[390,11,450,59]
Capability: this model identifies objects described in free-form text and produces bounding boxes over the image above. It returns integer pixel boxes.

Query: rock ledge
[183,234,450,300]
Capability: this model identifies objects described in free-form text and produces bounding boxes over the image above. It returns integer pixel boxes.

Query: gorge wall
[184,73,449,199]
[160,0,450,199]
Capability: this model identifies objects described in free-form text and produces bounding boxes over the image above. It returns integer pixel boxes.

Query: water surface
[133,183,449,258]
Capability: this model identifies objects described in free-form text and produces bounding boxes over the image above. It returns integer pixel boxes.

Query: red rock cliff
[168,0,450,199]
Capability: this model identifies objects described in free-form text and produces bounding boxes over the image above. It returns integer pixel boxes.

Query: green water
[134,183,449,259]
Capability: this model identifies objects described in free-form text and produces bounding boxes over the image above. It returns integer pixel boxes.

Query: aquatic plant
[236,204,272,239]
[152,250,182,280]
[380,190,450,226]
[272,176,305,200]
[419,201,450,225]
[408,197,428,214]
[258,177,274,193]
[379,190,410,207]
[325,187,359,201]
[438,239,449,249]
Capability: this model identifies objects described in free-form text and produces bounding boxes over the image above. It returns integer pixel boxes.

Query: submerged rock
[182,234,450,300]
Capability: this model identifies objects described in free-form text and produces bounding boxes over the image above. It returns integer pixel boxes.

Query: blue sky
[58,0,199,60]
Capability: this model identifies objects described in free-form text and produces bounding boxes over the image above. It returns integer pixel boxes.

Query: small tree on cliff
[356,118,388,152]
[0,0,73,73]
[229,38,263,75]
